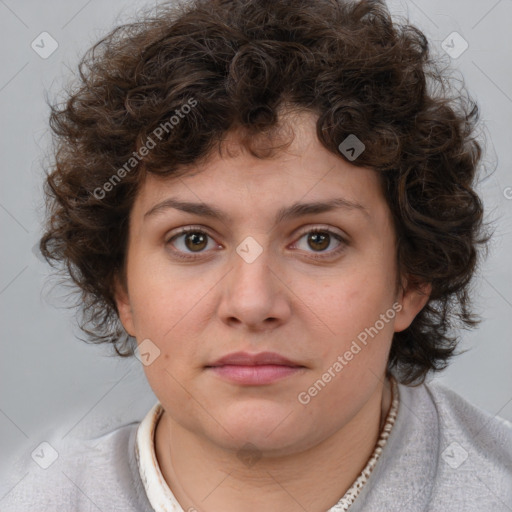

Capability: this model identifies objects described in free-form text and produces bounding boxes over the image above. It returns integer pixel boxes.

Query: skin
[115,110,430,512]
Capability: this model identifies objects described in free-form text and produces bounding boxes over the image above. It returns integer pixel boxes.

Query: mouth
[205,351,306,386]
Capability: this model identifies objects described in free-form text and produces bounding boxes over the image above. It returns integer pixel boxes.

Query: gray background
[1,0,511,492]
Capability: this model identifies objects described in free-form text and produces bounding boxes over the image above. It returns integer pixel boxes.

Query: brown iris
[307,232,330,252]
[184,231,208,252]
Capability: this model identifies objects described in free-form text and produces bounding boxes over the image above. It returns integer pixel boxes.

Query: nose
[216,239,292,333]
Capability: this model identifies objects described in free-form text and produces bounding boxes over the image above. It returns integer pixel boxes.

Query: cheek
[126,262,212,388]
[302,258,397,370]
[320,268,395,329]
[127,252,199,336]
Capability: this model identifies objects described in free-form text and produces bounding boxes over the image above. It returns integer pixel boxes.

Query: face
[116,111,428,456]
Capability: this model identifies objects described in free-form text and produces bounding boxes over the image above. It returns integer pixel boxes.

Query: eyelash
[165,225,348,261]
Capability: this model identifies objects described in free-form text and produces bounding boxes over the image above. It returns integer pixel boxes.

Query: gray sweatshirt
[1,380,511,511]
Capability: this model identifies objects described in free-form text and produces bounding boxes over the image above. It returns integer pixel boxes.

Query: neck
[154,377,392,512]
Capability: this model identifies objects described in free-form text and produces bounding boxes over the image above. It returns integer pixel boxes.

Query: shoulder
[400,379,512,510]
[0,421,151,512]
[422,379,512,454]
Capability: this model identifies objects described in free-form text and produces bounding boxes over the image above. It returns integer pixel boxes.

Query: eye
[166,225,348,261]
[166,226,219,260]
[292,227,347,259]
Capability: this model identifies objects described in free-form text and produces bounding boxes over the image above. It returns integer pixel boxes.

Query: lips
[205,351,305,386]
[206,351,303,368]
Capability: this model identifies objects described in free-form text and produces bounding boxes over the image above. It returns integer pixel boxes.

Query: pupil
[186,232,207,251]
[309,232,329,251]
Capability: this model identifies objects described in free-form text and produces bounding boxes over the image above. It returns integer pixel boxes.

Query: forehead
[133,111,390,225]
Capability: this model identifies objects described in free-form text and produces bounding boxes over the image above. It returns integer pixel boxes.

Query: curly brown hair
[40,0,490,385]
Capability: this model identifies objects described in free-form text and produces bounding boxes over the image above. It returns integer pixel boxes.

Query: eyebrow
[143,196,369,225]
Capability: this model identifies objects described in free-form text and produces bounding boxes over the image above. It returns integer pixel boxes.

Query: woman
[4,0,511,510]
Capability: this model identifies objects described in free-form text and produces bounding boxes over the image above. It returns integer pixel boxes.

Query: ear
[113,273,136,337]
[393,276,432,333]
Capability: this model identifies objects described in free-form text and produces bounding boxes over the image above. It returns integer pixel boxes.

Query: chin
[205,402,314,454]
